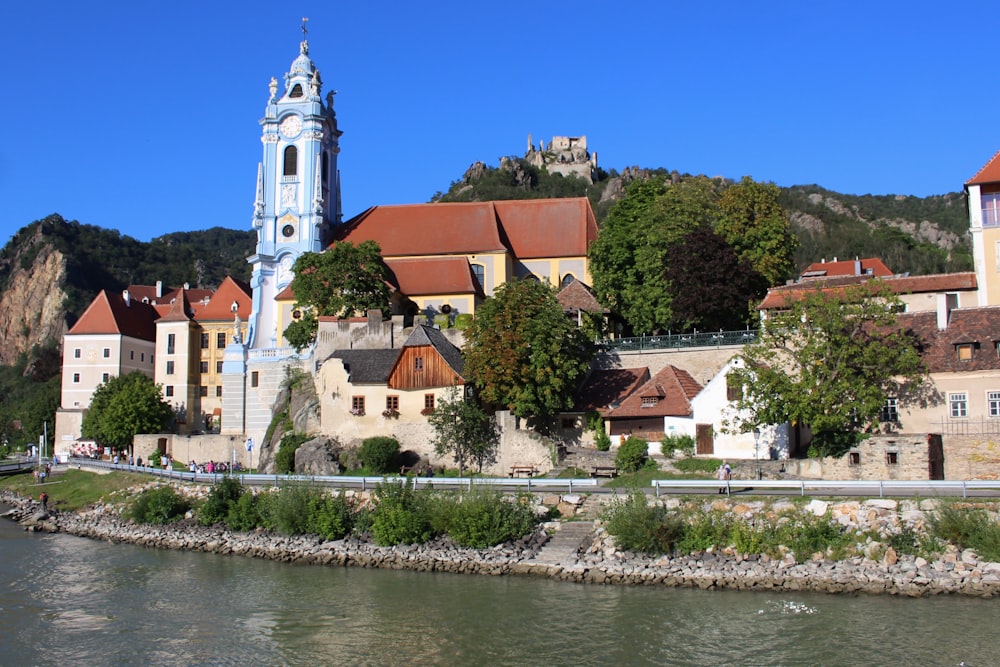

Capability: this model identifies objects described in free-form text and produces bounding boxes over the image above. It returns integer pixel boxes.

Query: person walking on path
[717,460,732,494]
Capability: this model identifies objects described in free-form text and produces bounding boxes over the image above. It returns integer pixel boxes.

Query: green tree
[463,279,594,419]
[81,371,172,450]
[426,388,499,475]
[589,176,722,334]
[726,281,928,456]
[715,177,798,286]
[283,241,391,350]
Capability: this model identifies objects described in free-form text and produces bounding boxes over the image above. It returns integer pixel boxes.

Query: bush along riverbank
[2,481,1000,597]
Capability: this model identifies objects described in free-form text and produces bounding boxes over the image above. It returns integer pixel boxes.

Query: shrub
[454,313,474,330]
[661,433,695,458]
[601,492,681,555]
[226,492,263,532]
[594,429,611,452]
[445,489,538,548]
[615,437,648,472]
[267,484,316,535]
[128,486,190,525]
[928,502,1000,562]
[308,491,356,540]
[360,436,400,474]
[275,432,310,474]
[371,481,433,545]
[198,476,245,526]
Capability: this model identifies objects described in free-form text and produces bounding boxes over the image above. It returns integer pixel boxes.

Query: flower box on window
[349,407,365,416]
[420,407,434,416]
[382,408,400,418]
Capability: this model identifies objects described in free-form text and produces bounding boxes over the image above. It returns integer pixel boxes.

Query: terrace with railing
[600,329,758,352]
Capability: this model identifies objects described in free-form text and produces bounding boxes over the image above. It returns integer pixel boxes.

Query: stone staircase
[527,520,596,566]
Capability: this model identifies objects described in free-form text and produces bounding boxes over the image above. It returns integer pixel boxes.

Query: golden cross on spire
[301,17,309,37]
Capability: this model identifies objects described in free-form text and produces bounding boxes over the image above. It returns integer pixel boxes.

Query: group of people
[187,460,242,474]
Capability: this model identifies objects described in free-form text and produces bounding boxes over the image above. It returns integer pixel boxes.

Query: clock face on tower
[279,115,302,138]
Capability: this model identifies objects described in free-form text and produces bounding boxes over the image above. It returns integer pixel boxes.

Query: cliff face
[0,239,68,365]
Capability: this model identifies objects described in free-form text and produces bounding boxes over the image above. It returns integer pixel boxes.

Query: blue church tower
[246,34,342,349]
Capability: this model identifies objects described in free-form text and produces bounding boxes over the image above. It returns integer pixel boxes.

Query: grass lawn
[0,468,148,512]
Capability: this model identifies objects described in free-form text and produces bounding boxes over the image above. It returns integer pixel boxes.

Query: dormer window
[641,396,658,407]
[289,83,303,98]
[956,343,978,361]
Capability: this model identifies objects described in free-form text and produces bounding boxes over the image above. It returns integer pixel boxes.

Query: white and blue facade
[246,37,342,350]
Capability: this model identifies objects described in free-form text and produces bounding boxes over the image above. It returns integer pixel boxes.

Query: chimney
[937,293,958,330]
[156,280,163,298]
[122,289,130,306]
[854,259,862,276]
[183,282,190,290]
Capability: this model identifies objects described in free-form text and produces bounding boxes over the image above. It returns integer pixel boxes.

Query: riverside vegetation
[4,470,1000,596]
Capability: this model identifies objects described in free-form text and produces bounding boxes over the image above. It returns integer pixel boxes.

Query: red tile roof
[899,307,1000,373]
[492,198,598,259]
[557,279,606,313]
[605,365,702,418]
[196,276,252,321]
[157,290,195,322]
[760,272,977,309]
[67,290,158,340]
[125,283,214,306]
[385,257,483,297]
[333,197,597,260]
[575,368,650,413]
[801,257,892,278]
[967,149,1000,186]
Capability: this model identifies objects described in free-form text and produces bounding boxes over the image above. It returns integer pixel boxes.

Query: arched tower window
[283,146,298,177]
[561,273,576,288]
[289,84,303,98]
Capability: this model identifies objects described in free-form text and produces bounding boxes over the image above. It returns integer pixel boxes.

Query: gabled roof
[800,258,893,279]
[329,349,400,383]
[899,307,1000,373]
[386,257,484,297]
[575,367,650,413]
[491,198,598,259]
[336,203,508,256]
[197,276,253,321]
[401,325,465,376]
[333,197,597,260]
[966,149,1000,186]
[605,365,702,419]
[760,272,978,310]
[67,290,158,340]
[557,279,606,314]
[157,289,195,322]
[125,283,214,306]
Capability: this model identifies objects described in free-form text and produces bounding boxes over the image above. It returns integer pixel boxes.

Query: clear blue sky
[1,1,993,244]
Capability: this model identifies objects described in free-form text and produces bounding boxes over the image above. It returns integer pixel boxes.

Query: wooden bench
[509,465,538,478]
[590,466,619,478]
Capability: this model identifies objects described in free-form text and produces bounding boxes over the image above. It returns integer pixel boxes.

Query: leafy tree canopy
[664,228,768,331]
[717,176,798,286]
[726,281,929,457]
[426,388,499,475]
[284,241,391,350]
[463,279,594,419]
[81,371,173,449]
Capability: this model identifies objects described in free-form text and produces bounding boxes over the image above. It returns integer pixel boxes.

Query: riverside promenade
[3,487,999,598]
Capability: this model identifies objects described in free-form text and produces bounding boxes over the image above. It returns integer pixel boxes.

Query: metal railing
[651,478,1000,498]
[601,329,758,352]
[71,459,598,493]
[935,417,1000,436]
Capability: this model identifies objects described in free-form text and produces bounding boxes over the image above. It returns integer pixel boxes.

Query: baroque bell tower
[247,21,342,348]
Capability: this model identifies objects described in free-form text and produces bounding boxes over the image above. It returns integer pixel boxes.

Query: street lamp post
[753,427,761,480]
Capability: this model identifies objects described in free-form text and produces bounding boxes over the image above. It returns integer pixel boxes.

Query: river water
[1,517,997,667]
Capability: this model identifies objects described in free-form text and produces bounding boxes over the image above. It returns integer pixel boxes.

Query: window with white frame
[880,398,899,422]
[984,192,1000,227]
[989,391,1000,418]
[950,392,968,418]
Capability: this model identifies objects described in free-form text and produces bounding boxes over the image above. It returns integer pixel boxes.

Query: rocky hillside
[438,150,973,278]
[0,214,256,368]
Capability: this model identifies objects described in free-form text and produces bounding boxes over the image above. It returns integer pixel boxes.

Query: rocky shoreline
[3,490,999,598]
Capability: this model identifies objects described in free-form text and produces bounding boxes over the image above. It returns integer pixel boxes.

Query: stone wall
[940,434,1000,480]
[133,433,254,468]
[596,347,739,385]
